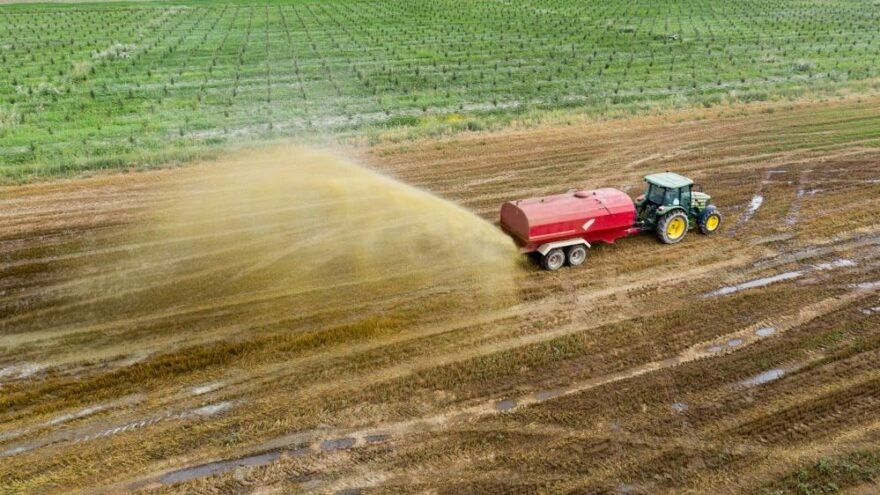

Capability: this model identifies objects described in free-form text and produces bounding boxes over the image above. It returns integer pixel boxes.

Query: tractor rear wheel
[657,211,689,244]
[566,244,587,266]
[698,206,723,235]
[542,248,566,271]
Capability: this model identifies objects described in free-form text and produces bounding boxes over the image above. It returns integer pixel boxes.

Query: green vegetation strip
[2,0,880,178]
[762,451,880,495]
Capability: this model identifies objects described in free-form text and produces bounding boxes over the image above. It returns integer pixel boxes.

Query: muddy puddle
[534,388,566,402]
[740,194,764,224]
[728,193,764,236]
[321,437,356,452]
[161,449,294,485]
[195,402,233,416]
[160,432,389,486]
[814,259,857,271]
[495,399,516,412]
[707,271,803,297]
[0,446,30,457]
[707,337,745,353]
[0,363,45,381]
[852,281,880,290]
[190,382,225,396]
[737,368,786,388]
[706,324,778,354]
[746,194,764,215]
[707,258,858,297]
[364,434,390,444]
[755,326,776,337]
[46,404,107,426]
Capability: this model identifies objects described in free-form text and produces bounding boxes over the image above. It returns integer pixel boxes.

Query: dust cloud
[78,146,519,333]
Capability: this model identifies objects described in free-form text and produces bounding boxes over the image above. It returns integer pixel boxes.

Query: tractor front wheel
[542,248,566,271]
[657,211,689,244]
[698,206,723,235]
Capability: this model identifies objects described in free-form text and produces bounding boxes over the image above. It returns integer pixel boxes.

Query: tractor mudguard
[655,205,687,217]
[697,205,718,222]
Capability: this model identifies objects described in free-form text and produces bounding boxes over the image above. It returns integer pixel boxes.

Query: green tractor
[634,172,723,244]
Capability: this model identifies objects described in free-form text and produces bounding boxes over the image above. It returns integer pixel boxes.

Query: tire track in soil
[3,237,750,396]
[5,97,880,494]
[104,285,877,492]
[4,248,743,466]
[1,401,235,459]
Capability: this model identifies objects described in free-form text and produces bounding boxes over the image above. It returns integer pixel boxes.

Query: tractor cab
[635,172,722,244]
[638,172,694,217]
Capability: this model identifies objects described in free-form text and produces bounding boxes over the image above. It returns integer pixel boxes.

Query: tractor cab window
[663,188,678,206]
[680,186,692,209]
[646,184,664,204]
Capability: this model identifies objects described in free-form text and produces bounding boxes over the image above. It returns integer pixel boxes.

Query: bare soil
[1,97,880,495]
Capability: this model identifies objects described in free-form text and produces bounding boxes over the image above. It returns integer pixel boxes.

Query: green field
[2,0,880,178]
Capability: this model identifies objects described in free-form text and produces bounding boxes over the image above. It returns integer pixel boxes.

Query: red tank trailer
[500,173,725,271]
[500,188,640,271]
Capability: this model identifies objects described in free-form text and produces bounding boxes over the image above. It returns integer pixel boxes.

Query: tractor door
[679,186,692,214]
[662,186,692,213]
[663,187,678,207]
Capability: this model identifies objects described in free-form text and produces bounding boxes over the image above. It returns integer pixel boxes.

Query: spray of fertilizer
[75,146,519,336]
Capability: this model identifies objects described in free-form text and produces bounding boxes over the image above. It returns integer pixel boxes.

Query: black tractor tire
[566,244,588,266]
[657,211,689,244]
[698,206,723,235]
[541,248,566,271]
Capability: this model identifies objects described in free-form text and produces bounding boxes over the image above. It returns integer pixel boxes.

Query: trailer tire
[657,211,689,244]
[542,248,566,271]
[566,244,587,266]
[698,206,723,235]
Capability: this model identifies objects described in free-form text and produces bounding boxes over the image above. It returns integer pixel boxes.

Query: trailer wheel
[566,244,587,266]
[657,211,689,244]
[542,248,566,271]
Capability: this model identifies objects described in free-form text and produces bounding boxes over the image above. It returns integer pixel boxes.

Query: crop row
[1,0,879,175]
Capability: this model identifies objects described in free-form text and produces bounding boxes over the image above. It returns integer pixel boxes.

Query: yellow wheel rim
[667,217,686,239]
[705,214,720,231]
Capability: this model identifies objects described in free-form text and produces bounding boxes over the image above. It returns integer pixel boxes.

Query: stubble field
[1,95,879,494]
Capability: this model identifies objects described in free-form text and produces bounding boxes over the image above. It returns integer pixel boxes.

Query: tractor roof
[644,172,693,189]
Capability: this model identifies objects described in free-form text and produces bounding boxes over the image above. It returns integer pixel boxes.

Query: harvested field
[2,97,880,495]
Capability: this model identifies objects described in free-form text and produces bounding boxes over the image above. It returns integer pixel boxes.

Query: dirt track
[2,97,880,494]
